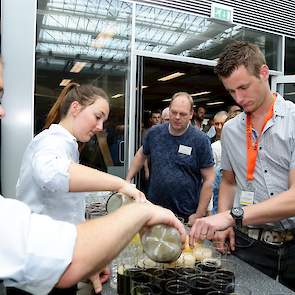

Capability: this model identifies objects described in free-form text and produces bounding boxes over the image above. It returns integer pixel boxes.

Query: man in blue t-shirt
[127,92,215,222]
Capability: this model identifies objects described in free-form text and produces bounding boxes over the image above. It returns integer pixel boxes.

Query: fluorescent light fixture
[70,62,87,73]
[142,85,149,89]
[158,72,185,82]
[285,92,295,96]
[91,26,116,48]
[206,101,225,106]
[191,91,211,97]
[59,79,71,86]
[162,98,172,102]
[112,93,124,99]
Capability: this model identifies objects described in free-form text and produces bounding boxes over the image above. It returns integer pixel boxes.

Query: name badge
[240,190,254,206]
[178,144,192,155]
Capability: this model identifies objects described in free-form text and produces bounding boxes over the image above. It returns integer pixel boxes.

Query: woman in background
[15,83,145,295]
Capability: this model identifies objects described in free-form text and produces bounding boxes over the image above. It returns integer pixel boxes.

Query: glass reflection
[35,0,132,177]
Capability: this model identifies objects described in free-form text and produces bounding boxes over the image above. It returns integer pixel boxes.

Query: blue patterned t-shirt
[143,123,214,219]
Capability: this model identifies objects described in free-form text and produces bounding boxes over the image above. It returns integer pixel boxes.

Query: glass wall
[34,0,283,178]
[135,4,281,71]
[35,0,132,177]
[285,37,295,75]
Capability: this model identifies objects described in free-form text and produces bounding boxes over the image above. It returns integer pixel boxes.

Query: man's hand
[214,228,236,252]
[89,266,111,294]
[141,203,187,245]
[118,183,146,202]
[189,211,234,247]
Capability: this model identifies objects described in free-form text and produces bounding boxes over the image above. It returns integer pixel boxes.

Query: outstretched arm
[57,202,186,288]
[126,146,147,182]
[195,166,215,218]
[68,162,146,202]
[189,169,295,244]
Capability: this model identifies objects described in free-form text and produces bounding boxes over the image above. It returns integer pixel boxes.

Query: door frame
[271,75,295,94]
[128,50,217,169]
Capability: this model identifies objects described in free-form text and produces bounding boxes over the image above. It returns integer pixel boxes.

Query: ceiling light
[162,98,172,102]
[142,85,149,89]
[112,93,124,99]
[158,72,185,82]
[191,91,211,97]
[206,101,225,106]
[59,79,71,87]
[285,92,295,95]
[70,62,87,73]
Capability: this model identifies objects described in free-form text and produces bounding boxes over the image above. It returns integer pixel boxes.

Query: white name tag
[178,144,192,155]
[240,190,254,206]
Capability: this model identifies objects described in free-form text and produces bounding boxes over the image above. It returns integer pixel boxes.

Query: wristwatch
[230,207,244,228]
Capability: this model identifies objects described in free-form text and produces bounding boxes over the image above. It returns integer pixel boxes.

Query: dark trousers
[234,229,295,291]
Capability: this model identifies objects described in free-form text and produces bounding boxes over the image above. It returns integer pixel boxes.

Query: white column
[1,0,37,197]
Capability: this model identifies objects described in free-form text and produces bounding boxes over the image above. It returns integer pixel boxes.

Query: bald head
[213,111,228,139]
[169,92,193,135]
[161,107,169,123]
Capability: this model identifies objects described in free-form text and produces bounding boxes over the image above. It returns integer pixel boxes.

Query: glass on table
[219,259,238,280]
[152,268,177,288]
[212,278,232,293]
[164,279,190,295]
[187,275,212,294]
[131,284,153,295]
[193,244,222,267]
[212,241,230,258]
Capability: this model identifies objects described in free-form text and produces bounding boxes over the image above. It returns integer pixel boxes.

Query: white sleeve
[0,196,77,295]
[31,145,71,193]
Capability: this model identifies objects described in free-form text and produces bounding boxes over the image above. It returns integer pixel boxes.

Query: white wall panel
[1,0,36,197]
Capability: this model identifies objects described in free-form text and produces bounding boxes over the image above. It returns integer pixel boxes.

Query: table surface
[82,194,294,295]
[77,254,294,295]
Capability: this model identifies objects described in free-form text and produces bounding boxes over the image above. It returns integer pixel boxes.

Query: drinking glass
[131,285,153,295]
[165,279,190,295]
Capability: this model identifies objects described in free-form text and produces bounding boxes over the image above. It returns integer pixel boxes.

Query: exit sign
[211,3,233,23]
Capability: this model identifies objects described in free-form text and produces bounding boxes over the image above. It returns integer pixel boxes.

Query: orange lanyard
[246,96,276,181]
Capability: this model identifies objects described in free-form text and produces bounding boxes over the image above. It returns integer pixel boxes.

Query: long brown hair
[44,83,109,129]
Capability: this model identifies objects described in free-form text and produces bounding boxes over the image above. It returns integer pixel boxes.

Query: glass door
[271,75,295,103]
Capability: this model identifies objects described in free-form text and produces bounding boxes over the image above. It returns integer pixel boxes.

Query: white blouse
[16,124,86,224]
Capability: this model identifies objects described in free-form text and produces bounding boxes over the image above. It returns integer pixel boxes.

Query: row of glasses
[118,262,251,295]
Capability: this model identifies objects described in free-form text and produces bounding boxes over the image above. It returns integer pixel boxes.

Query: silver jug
[141,224,182,263]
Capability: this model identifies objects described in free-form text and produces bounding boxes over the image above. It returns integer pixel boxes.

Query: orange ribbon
[246,96,276,181]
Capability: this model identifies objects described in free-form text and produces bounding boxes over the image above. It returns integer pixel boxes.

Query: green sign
[211,3,233,23]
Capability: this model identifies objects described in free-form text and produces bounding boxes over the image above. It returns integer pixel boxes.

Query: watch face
[232,207,243,218]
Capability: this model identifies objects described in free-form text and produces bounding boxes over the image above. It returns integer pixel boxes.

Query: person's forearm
[57,202,186,288]
[195,180,214,217]
[69,163,126,192]
[126,148,146,181]
[57,203,152,287]
[217,179,236,213]
[243,188,295,225]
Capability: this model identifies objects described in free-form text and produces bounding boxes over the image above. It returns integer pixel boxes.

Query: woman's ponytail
[44,82,79,129]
